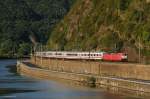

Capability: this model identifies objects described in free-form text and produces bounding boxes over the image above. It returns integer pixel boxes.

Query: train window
[56,53,62,55]
[67,54,77,56]
[48,53,52,55]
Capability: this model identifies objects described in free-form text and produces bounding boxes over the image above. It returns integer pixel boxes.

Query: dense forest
[0,0,150,63]
[48,0,150,63]
[0,0,75,57]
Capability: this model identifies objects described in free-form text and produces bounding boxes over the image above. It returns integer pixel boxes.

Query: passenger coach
[35,51,127,62]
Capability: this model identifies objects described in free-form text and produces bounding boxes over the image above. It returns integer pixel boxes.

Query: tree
[17,43,31,57]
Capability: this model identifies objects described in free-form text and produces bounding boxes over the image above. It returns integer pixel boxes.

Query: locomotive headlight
[122,55,127,59]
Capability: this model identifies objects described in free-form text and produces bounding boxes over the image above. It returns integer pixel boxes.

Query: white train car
[35,51,105,60]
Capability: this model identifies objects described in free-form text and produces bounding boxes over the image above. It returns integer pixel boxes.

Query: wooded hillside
[48,0,150,63]
[0,0,74,57]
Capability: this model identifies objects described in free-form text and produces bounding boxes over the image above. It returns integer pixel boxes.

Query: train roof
[36,51,106,54]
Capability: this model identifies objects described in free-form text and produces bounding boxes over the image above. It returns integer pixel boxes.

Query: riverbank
[2,59,115,99]
[17,61,150,98]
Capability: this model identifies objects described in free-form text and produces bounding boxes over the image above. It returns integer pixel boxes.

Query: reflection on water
[0,59,148,99]
[0,88,37,95]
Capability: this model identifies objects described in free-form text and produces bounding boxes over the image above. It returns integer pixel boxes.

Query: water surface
[0,59,148,99]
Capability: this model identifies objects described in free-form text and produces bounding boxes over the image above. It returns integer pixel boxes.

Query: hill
[47,0,150,63]
[0,0,74,57]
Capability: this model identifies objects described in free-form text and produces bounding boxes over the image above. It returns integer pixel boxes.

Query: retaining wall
[17,62,150,94]
[31,56,150,80]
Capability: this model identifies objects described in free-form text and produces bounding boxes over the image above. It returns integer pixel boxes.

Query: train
[35,51,128,62]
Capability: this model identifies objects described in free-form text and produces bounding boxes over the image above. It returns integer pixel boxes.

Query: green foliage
[17,43,31,57]
[47,0,150,60]
[119,0,131,11]
[0,0,74,57]
[87,76,96,87]
[0,39,15,57]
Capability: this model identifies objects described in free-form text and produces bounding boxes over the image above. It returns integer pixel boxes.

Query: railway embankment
[17,61,150,98]
[31,56,150,80]
[17,56,150,95]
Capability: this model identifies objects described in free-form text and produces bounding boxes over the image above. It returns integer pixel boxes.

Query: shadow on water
[0,79,37,83]
[5,65,18,76]
[0,88,38,96]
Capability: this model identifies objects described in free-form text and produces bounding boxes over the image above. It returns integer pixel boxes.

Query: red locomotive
[102,53,127,61]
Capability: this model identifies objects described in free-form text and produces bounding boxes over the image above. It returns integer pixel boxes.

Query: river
[0,59,147,99]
